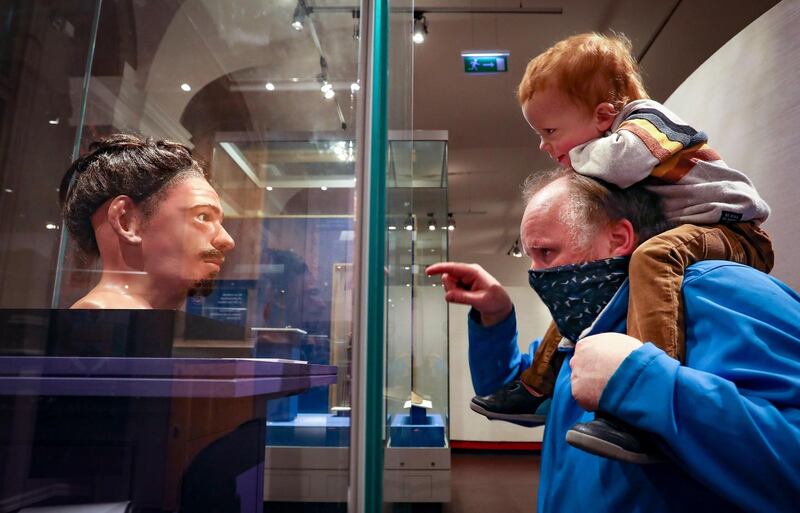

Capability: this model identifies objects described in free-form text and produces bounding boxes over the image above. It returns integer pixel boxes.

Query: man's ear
[106,195,143,245]
[594,102,617,132]
[606,218,636,257]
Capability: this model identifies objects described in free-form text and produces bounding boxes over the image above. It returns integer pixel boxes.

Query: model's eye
[196,212,210,222]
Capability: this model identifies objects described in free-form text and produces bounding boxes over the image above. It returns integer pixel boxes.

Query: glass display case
[0,1,365,512]
[189,132,357,506]
[238,131,450,507]
[384,131,451,504]
[0,0,438,511]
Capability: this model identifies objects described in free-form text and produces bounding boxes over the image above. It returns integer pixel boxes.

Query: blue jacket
[468,262,800,513]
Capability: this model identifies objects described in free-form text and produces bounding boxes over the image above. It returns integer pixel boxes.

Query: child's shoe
[566,413,664,464]
[470,380,550,427]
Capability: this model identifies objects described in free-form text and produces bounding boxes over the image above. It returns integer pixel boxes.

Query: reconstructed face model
[522,88,608,168]
[138,175,235,290]
[519,176,618,270]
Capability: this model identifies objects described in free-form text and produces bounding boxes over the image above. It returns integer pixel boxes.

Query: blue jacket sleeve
[467,307,531,395]
[599,264,800,512]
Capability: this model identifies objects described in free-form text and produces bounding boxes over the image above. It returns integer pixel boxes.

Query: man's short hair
[521,168,670,248]
[516,32,648,114]
[59,133,207,256]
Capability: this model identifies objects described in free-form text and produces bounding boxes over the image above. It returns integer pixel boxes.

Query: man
[427,168,800,512]
[59,133,235,309]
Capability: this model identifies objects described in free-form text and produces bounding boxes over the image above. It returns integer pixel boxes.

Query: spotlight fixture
[507,237,523,258]
[291,1,307,31]
[318,57,336,100]
[320,80,336,99]
[427,213,437,231]
[265,82,275,91]
[447,212,455,231]
[412,13,428,44]
[404,213,414,231]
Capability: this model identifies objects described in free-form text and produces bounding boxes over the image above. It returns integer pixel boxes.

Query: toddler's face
[522,88,606,167]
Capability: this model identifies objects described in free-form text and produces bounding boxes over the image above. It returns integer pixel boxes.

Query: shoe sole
[469,401,546,427]
[565,429,664,465]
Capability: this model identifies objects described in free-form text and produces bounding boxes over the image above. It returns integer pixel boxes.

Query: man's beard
[188,278,215,297]
[188,249,224,297]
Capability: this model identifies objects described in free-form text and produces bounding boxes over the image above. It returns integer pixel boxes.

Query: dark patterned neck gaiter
[528,256,630,343]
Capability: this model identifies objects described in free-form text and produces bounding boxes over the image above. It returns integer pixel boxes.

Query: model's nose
[214,225,235,252]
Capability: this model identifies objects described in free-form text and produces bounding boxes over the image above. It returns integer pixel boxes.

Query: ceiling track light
[447,212,455,231]
[427,212,437,231]
[412,12,428,44]
[292,7,347,130]
[404,213,415,231]
[292,1,308,31]
[507,237,523,258]
[317,56,337,100]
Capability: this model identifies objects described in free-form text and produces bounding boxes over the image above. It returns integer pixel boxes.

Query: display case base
[263,444,451,504]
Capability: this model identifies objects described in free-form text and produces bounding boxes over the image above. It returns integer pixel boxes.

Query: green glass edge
[364,0,389,510]
[51,0,104,307]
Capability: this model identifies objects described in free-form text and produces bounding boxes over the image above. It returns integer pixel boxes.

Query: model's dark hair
[521,167,670,247]
[59,133,207,256]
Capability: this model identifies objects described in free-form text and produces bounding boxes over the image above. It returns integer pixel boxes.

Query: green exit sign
[462,52,509,74]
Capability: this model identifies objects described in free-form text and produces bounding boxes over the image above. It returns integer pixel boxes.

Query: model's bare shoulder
[70,290,151,309]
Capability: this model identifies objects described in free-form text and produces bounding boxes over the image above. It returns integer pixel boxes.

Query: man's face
[522,87,605,167]
[519,176,614,270]
[139,175,235,289]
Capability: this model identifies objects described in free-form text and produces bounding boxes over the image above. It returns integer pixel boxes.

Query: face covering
[528,256,629,343]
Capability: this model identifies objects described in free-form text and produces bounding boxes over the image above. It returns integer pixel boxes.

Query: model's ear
[594,102,617,132]
[106,195,143,245]
[606,218,636,257]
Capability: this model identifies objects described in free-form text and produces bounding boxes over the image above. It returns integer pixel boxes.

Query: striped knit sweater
[568,99,770,225]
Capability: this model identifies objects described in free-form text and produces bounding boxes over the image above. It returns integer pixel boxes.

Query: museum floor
[264,449,541,513]
[445,449,540,513]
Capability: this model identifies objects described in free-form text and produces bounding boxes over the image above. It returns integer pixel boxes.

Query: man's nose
[213,225,235,252]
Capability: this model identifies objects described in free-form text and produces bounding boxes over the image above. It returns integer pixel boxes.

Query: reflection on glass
[213,136,356,217]
[0,0,98,309]
[0,1,361,511]
[384,132,451,505]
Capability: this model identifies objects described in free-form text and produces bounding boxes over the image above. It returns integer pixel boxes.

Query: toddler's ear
[593,102,617,132]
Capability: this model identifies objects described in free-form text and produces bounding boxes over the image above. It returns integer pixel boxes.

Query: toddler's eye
[544,129,556,135]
